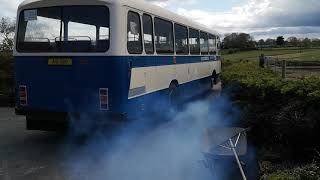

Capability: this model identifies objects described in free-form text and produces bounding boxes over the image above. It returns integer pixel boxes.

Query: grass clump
[268,164,320,180]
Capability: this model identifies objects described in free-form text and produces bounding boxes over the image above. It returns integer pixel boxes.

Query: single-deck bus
[14,0,221,131]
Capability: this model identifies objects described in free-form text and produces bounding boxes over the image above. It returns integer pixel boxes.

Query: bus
[14,0,221,131]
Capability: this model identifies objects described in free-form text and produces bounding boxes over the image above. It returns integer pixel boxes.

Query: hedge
[222,61,320,100]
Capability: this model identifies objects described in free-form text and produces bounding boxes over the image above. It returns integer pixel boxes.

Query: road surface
[0,84,225,180]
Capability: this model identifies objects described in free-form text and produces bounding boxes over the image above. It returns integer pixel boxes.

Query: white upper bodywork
[14,0,219,56]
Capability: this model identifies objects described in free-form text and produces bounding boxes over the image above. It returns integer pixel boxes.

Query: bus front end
[14,5,129,131]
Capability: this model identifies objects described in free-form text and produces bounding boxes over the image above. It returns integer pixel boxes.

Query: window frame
[200,31,209,55]
[127,10,143,54]
[154,17,174,55]
[189,28,200,55]
[208,34,217,55]
[142,13,155,55]
[174,23,189,55]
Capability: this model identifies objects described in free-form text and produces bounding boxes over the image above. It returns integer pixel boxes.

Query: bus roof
[18,0,219,36]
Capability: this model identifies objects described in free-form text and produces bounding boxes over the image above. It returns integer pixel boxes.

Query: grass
[222,48,320,62]
[268,164,320,180]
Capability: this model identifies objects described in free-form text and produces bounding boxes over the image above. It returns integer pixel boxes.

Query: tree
[265,38,276,48]
[276,36,285,46]
[312,38,320,47]
[287,37,299,47]
[258,39,265,50]
[223,33,256,50]
[302,38,312,48]
[0,17,15,95]
[0,17,15,52]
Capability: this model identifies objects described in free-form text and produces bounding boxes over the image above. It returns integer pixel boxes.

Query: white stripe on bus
[128,61,221,99]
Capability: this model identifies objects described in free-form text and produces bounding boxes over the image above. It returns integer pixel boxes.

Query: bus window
[154,17,174,54]
[127,11,142,54]
[200,32,209,55]
[99,27,109,40]
[19,14,62,52]
[189,28,200,55]
[209,34,216,55]
[17,6,110,53]
[143,14,154,54]
[175,24,189,55]
[68,22,96,41]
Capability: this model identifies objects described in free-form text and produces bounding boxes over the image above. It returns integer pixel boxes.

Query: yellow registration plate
[48,58,72,66]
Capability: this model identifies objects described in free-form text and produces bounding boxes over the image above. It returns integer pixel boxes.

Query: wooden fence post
[282,60,286,79]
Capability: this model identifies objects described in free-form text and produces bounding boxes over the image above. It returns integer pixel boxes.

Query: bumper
[16,108,129,131]
[15,108,70,122]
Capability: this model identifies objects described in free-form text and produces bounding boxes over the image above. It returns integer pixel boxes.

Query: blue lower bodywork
[15,55,216,124]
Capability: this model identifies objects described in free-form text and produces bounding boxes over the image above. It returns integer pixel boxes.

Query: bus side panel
[128,56,220,100]
[126,76,212,116]
[126,55,220,118]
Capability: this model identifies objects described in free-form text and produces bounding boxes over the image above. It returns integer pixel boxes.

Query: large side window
[127,11,142,54]
[154,17,174,54]
[143,14,154,54]
[209,34,216,55]
[175,24,189,55]
[189,28,200,55]
[200,32,209,55]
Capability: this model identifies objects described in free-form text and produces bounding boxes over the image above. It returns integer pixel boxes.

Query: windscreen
[17,6,110,53]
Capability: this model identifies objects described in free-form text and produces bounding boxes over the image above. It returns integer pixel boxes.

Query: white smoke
[60,94,256,180]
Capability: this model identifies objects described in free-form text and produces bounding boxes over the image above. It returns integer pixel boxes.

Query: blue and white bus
[14,0,221,131]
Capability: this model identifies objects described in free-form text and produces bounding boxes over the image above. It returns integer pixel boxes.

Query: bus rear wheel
[168,82,180,107]
[210,72,220,89]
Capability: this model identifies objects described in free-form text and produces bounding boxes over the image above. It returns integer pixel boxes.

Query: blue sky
[1,0,320,40]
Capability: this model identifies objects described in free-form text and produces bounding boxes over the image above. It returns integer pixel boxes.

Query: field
[222,48,320,62]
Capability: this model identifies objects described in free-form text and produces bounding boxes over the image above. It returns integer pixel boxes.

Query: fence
[265,57,320,79]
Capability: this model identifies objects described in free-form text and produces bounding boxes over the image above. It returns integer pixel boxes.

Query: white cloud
[150,0,320,39]
[146,0,196,8]
[1,0,319,39]
[0,0,23,17]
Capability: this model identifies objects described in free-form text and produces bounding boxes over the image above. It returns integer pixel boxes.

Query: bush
[268,164,320,180]
[223,61,320,166]
[222,61,320,100]
[0,51,14,96]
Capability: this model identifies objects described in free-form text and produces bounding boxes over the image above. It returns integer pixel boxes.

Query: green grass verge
[222,48,320,62]
[268,164,320,180]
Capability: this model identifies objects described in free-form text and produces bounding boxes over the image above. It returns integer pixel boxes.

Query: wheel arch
[170,79,179,87]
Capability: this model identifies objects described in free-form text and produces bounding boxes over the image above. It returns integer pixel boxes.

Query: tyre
[168,82,180,107]
[210,72,220,89]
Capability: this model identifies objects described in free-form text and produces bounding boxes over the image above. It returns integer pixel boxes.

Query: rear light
[99,88,109,110]
[19,85,28,106]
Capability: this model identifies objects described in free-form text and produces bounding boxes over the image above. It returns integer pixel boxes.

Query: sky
[1,0,320,40]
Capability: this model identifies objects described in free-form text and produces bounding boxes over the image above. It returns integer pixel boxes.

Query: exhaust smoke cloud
[60,94,256,180]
